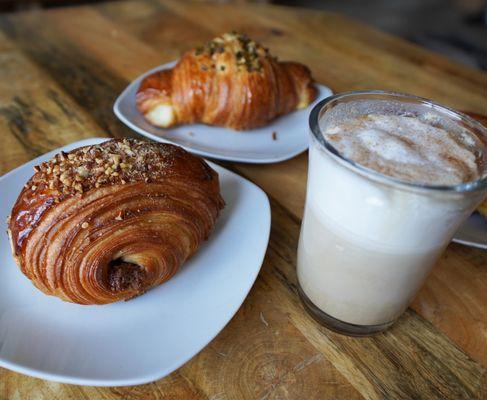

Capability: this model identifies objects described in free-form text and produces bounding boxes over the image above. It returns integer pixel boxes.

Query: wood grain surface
[0,1,486,399]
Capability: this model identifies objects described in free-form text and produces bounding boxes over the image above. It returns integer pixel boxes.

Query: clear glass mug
[297,91,487,336]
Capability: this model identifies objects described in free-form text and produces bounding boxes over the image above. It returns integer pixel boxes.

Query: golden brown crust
[8,139,224,304]
[136,32,317,130]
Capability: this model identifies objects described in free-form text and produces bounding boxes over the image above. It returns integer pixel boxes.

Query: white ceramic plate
[114,61,333,163]
[0,138,271,386]
[453,212,487,249]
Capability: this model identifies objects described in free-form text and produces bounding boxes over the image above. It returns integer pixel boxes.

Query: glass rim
[309,90,487,193]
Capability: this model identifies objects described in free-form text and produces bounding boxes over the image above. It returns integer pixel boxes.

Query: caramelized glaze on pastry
[7,139,224,304]
[136,32,317,130]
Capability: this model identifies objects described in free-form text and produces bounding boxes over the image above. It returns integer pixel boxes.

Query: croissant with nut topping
[7,139,224,304]
[136,32,317,130]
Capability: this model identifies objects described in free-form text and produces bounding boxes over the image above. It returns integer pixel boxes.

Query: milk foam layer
[323,114,480,185]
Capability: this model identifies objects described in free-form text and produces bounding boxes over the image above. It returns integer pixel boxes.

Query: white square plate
[114,61,333,163]
[0,138,270,386]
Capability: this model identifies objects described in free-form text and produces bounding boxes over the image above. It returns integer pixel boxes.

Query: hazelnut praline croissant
[7,139,225,305]
[136,32,317,130]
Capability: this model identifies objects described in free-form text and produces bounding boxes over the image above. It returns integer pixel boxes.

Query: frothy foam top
[323,114,481,185]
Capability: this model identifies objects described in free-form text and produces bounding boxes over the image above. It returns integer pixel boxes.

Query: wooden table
[0,1,486,398]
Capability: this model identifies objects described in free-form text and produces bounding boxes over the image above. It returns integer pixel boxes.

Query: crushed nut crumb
[24,139,182,204]
[77,166,89,177]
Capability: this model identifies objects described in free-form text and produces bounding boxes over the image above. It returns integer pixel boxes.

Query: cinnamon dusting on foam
[323,114,481,185]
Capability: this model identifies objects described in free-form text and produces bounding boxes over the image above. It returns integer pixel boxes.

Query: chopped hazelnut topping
[77,166,89,177]
[111,154,121,164]
[23,139,184,205]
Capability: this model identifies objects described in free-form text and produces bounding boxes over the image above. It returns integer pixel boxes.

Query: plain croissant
[136,32,317,130]
[7,139,224,304]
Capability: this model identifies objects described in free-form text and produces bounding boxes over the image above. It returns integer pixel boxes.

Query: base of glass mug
[297,283,395,336]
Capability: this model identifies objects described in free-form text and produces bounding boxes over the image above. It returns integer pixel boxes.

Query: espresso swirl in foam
[323,114,481,185]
